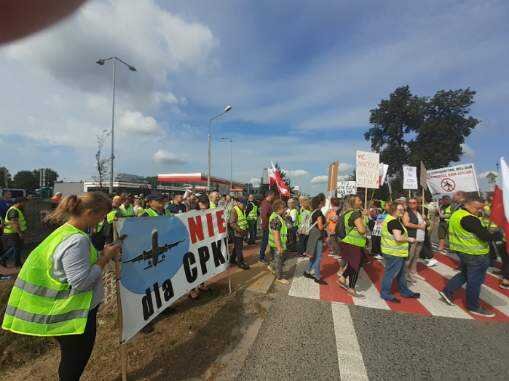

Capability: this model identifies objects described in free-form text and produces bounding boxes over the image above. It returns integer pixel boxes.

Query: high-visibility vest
[144,208,160,217]
[247,202,258,221]
[297,209,310,228]
[107,209,119,224]
[381,215,409,257]
[119,204,135,217]
[269,212,288,251]
[481,205,498,229]
[448,209,489,255]
[2,223,98,336]
[210,201,217,209]
[341,210,366,248]
[3,206,27,234]
[234,206,248,231]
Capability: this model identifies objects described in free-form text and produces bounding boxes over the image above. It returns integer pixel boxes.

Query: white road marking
[353,269,390,310]
[289,257,320,300]
[331,303,369,381]
[433,260,509,316]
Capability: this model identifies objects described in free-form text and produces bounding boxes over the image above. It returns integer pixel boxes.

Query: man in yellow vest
[141,193,166,217]
[439,194,503,317]
[2,197,28,268]
[209,191,220,209]
[228,199,249,270]
[119,193,135,217]
[268,199,289,284]
[245,194,259,244]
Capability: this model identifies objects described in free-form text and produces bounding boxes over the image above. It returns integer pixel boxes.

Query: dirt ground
[0,244,271,381]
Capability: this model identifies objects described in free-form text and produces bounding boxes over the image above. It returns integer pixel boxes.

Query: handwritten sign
[356,151,380,189]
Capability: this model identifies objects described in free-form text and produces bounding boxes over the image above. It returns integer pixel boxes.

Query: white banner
[117,209,229,342]
[337,181,357,198]
[378,163,389,187]
[356,151,380,189]
[426,163,479,195]
[403,165,418,190]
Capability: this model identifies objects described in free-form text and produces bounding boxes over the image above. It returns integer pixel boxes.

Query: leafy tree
[0,166,12,187]
[13,170,38,191]
[32,168,59,187]
[365,86,479,192]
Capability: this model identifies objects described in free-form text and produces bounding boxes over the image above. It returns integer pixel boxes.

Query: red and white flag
[268,162,290,197]
[490,157,509,253]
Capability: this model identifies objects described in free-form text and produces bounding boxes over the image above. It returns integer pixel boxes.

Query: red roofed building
[157,173,244,195]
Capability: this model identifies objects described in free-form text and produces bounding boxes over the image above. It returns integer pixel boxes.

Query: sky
[0,0,508,194]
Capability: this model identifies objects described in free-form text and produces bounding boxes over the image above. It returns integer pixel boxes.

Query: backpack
[335,211,348,239]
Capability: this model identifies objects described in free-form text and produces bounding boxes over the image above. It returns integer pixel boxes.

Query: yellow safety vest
[2,223,97,336]
[342,210,366,248]
[381,215,409,257]
[448,209,489,255]
[247,202,258,221]
[3,206,27,234]
[234,206,248,231]
[269,212,288,251]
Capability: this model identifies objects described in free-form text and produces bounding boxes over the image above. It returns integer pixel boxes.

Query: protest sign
[337,181,357,198]
[116,209,229,342]
[426,163,479,195]
[378,163,389,187]
[327,161,339,193]
[356,151,380,189]
[419,161,428,189]
[403,165,418,190]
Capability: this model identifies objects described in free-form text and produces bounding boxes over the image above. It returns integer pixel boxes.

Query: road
[235,250,509,380]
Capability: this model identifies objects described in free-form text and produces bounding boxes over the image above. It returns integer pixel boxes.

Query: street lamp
[96,56,137,194]
[220,137,233,193]
[207,105,232,191]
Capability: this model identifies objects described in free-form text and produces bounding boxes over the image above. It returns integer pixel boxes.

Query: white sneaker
[276,278,289,285]
[426,258,438,267]
[374,254,383,260]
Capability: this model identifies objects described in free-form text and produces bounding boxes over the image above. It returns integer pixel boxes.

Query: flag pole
[364,188,368,208]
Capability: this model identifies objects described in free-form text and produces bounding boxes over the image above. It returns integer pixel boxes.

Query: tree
[13,170,38,191]
[0,166,11,187]
[365,86,479,192]
[32,168,59,187]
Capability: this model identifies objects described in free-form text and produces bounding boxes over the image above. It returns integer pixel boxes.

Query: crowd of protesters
[1,186,508,380]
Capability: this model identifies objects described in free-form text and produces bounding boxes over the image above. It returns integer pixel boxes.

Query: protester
[439,194,502,317]
[303,195,327,285]
[209,191,220,209]
[259,190,275,264]
[0,190,11,218]
[286,198,299,252]
[370,201,389,260]
[142,194,166,216]
[133,197,145,217]
[326,197,341,258]
[245,194,259,244]
[296,197,312,257]
[268,199,290,284]
[437,195,452,254]
[119,193,135,217]
[229,199,250,270]
[167,193,187,215]
[403,198,427,283]
[380,202,420,302]
[2,192,121,381]
[2,197,28,268]
[337,195,367,296]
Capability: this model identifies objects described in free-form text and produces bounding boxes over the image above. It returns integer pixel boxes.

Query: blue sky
[0,0,507,193]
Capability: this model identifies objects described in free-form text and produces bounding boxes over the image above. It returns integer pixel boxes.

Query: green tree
[0,166,12,187]
[13,170,38,191]
[365,86,479,193]
[32,168,59,187]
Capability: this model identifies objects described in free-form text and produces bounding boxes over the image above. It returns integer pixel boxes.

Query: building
[157,173,244,195]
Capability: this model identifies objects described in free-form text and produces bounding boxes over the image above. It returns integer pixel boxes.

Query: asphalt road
[236,258,509,381]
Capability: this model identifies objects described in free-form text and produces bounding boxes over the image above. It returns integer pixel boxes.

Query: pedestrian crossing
[288,249,509,322]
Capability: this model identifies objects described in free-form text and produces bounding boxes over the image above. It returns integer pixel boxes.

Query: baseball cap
[145,193,165,201]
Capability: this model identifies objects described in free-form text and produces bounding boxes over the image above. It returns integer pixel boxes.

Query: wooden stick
[408,189,411,199]
[422,187,425,215]
[364,188,368,208]
[113,223,128,381]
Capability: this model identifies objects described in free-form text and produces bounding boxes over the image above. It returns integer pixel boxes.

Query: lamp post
[207,105,232,191]
[96,57,137,194]
[220,137,233,193]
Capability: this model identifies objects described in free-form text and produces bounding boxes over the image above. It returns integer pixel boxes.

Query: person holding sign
[403,198,426,283]
[380,202,420,302]
[337,195,367,296]
[2,192,122,381]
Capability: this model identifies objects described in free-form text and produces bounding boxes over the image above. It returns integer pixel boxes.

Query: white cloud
[339,163,353,172]
[249,177,261,185]
[311,175,328,184]
[285,169,309,178]
[118,110,163,136]
[152,149,186,165]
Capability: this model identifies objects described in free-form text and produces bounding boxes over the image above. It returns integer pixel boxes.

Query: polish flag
[490,157,509,253]
[268,162,290,197]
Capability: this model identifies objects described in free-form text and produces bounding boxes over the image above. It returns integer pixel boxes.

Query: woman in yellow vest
[228,199,250,270]
[380,202,420,302]
[268,199,290,284]
[2,192,121,380]
[337,195,367,296]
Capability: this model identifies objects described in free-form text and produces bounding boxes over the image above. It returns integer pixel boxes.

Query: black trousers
[232,236,245,264]
[55,307,98,381]
[2,234,23,266]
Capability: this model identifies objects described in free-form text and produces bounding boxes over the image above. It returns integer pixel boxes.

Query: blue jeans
[307,240,323,280]
[443,253,489,311]
[259,229,269,261]
[381,254,414,300]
